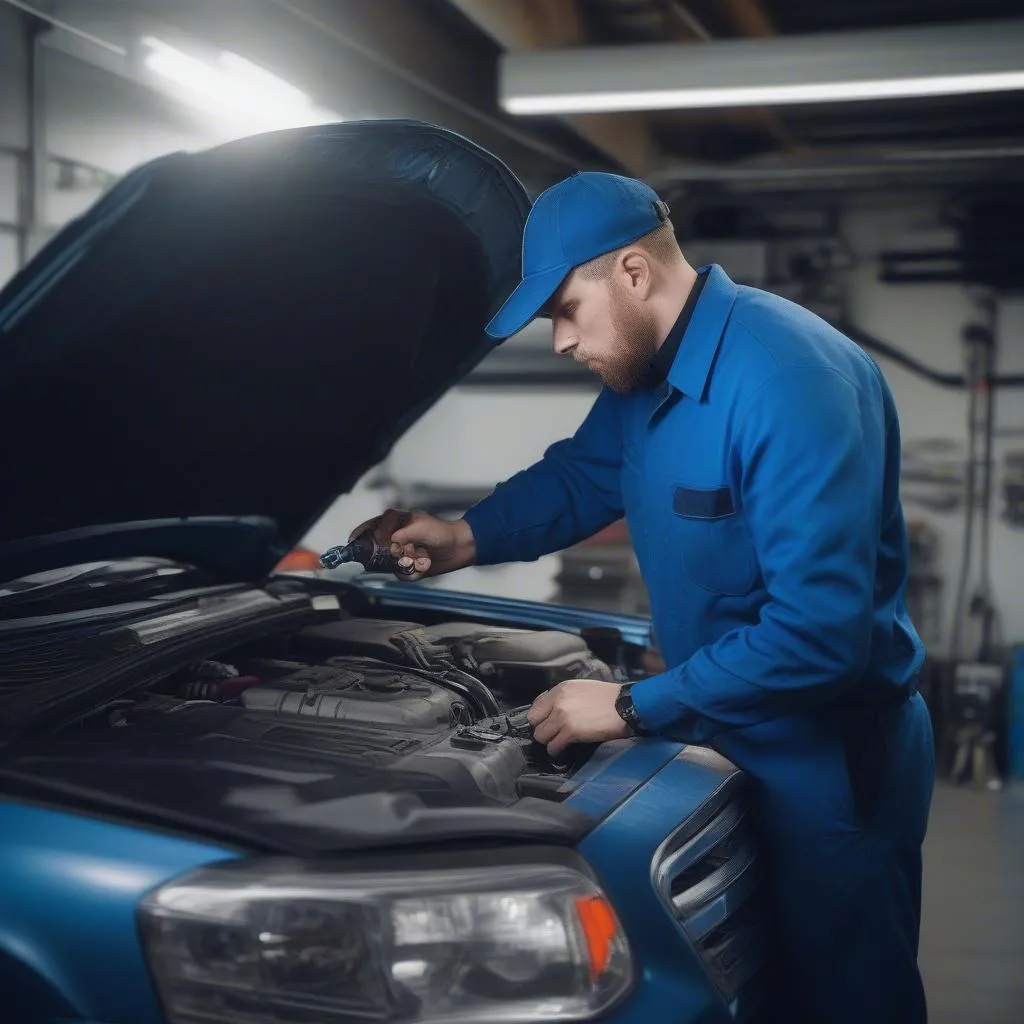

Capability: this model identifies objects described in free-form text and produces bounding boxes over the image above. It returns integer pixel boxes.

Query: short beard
[594,283,660,393]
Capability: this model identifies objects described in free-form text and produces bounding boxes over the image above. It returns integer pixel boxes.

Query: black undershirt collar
[647,269,709,386]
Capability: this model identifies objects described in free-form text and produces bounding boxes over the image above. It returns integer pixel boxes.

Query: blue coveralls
[464,265,936,1022]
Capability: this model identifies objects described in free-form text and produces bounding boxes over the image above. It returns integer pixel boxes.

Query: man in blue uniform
[357,172,935,1022]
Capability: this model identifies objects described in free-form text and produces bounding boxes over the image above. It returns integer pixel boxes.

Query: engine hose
[362,635,501,719]
[443,664,501,717]
[330,652,496,719]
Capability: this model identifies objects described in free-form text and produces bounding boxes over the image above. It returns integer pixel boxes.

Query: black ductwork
[841,322,1024,390]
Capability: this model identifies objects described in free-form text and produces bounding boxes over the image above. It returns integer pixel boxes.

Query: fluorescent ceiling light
[217,51,311,110]
[140,36,340,131]
[499,19,1024,116]
[142,37,244,111]
[504,71,1024,115]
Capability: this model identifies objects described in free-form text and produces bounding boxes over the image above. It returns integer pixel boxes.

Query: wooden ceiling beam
[719,0,779,39]
[447,0,657,176]
[663,0,802,153]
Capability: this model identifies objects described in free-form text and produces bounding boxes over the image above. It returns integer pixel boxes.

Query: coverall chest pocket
[668,483,759,595]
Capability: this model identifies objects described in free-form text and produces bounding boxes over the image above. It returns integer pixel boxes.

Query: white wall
[44,49,213,175]
[395,386,600,600]
[388,387,596,487]
[40,52,219,240]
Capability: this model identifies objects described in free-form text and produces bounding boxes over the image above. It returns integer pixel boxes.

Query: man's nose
[553,325,577,356]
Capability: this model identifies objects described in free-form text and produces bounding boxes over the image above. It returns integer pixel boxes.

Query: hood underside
[0,121,529,584]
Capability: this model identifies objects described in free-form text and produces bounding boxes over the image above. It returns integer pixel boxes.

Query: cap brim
[485,265,570,340]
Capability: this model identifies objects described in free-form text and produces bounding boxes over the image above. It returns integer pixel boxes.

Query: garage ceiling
[438,0,1024,193]
[8,0,1024,194]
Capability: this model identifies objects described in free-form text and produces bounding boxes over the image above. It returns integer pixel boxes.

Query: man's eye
[563,302,578,318]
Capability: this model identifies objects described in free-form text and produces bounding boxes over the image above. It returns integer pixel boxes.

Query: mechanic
[353,172,935,1023]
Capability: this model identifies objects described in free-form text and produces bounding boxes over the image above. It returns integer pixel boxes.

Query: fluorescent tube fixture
[216,51,311,110]
[140,36,339,130]
[505,71,1024,115]
[499,19,1024,115]
[142,36,244,111]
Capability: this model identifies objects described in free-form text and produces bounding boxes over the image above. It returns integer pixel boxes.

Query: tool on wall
[950,300,1001,665]
[943,297,1006,789]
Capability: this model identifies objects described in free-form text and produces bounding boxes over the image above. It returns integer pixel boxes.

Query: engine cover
[237,657,474,730]
[295,619,615,703]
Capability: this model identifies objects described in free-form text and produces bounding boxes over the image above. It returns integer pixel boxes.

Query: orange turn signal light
[574,894,621,983]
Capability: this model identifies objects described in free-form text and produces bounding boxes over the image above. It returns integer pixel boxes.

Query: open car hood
[0,121,529,584]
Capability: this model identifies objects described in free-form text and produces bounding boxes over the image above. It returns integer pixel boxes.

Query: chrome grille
[653,781,767,1022]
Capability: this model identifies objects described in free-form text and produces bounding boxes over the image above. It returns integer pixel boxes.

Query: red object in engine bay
[173,673,260,702]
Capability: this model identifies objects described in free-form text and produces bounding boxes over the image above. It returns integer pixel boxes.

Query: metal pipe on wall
[26,15,47,264]
[1,0,125,56]
[842,321,1024,390]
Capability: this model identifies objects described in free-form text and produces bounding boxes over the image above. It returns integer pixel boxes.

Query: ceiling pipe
[649,143,1024,188]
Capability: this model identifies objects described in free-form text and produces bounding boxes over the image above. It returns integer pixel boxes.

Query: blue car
[0,120,765,1024]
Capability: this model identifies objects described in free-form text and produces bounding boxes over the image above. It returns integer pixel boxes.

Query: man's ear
[619,249,654,298]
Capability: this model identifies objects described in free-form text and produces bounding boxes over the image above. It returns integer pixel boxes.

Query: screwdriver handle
[320,532,417,575]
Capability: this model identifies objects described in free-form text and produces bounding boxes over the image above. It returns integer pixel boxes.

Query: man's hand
[527,680,632,757]
[347,508,477,581]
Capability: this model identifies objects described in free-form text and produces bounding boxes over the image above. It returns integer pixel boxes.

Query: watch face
[615,688,638,726]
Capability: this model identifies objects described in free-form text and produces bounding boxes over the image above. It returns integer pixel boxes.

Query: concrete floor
[920,782,1024,1023]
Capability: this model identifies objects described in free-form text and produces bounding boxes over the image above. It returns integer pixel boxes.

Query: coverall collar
[666,263,739,401]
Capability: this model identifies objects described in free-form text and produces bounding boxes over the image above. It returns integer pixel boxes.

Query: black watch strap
[614,684,645,734]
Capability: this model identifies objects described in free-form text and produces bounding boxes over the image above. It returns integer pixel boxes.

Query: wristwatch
[614,684,646,735]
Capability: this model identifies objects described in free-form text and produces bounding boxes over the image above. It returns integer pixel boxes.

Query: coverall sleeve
[462,388,625,565]
[631,365,888,742]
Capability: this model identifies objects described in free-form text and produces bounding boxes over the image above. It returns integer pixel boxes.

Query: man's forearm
[464,454,622,566]
[631,610,874,744]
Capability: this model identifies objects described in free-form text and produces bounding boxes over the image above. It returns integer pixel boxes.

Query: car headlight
[138,857,634,1023]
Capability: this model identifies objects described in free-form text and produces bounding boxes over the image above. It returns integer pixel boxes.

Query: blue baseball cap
[485,171,671,340]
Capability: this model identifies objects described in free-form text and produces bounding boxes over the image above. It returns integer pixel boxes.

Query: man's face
[548,269,660,393]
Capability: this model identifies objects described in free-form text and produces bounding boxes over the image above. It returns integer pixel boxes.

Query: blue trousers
[714,693,935,1023]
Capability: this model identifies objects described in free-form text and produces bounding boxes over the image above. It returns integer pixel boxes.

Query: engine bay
[65,615,622,811]
[0,580,660,852]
